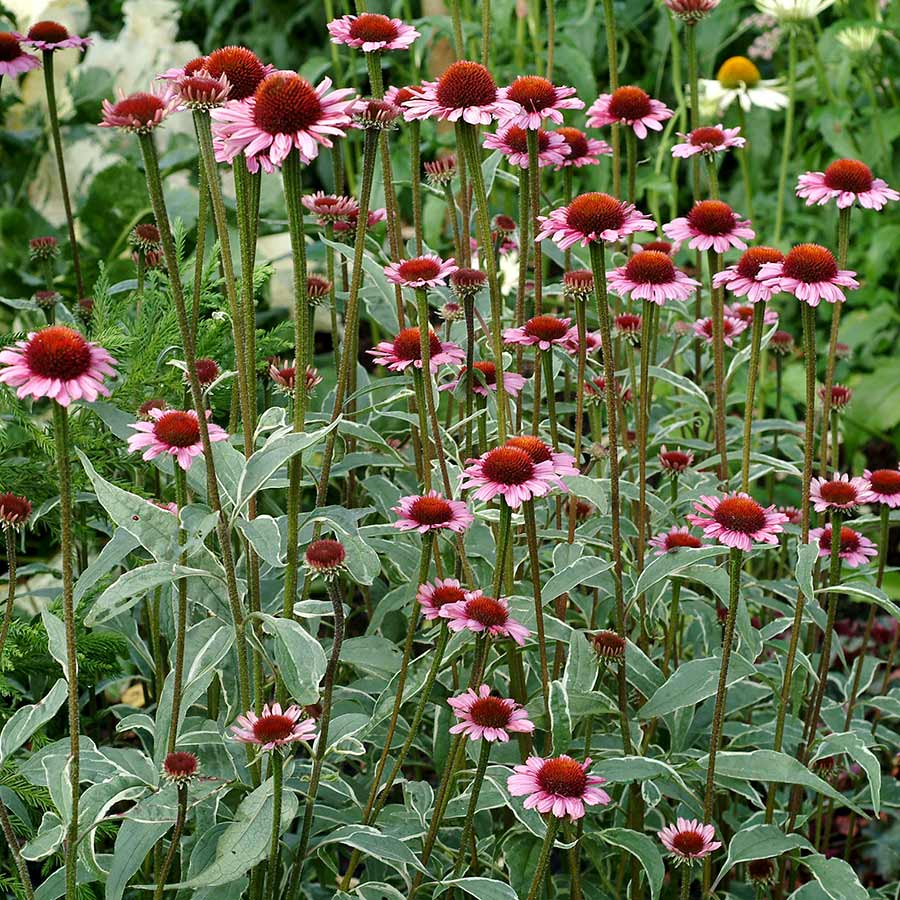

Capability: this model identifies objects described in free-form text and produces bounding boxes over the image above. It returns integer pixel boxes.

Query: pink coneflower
[423,153,457,185]
[127,408,228,470]
[332,207,388,233]
[658,819,721,865]
[636,239,679,256]
[585,376,631,405]
[0,32,41,76]
[687,492,788,551]
[151,500,179,515]
[537,192,655,249]
[385,84,425,108]
[29,235,58,261]
[352,98,401,131]
[417,578,469,620]
[0,493,32,529]
[211,71,356,169]
[438,302,464,322]
[614,313,643,343]
[20,20,90,52]
[497,76,584,129]
[391,490,474,534]
[100,88,179,133]
[692,315,748,347]
[441,593,530,645]
[268,360,322,395]
[174,72,232,110]
[384,254,458,288]
[157,55,211,83]
[403,60,518,125]
[483,125,570,168]
[563,269,595,298]
[191,357,220,387]
[554,126,611,168]
[302,192,359,222]
[130,223,161,253]
[327,14,419,52]
[672,124,744,158]
[649,526,705,555]
[506,434,580,482]
[503,315,574,350]
[138,398,167,420]
[563,329,603,355]
[203,46,271,101]
[796,159,899,211]
[835,342,851,360]
[439,361,527,397]
[809,526,877,569]
[865,468,900,508]
[507,755,610,820]
[460,445,558,508]
[304,539,347,579]
[663,200,754,253]
[770,330,795,355]
[448,685,535,742]
[162,751,199,785]
[758,244,858,307]
[0,326,117,407]
[590,630,626,662]
[818,383,852,411]
[586,85,673,139]
[33,290,61,310]
[230,702,316,750]
[664,0,721,22]
[368,326,465,373]
[810,474,873,513]
[659,446,694,473]
[607,250,699,306]
[725,303,778,327]
[713,246,784,304]
[306,276,331,306]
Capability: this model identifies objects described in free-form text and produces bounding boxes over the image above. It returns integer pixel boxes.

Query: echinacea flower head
[424,154,457,185]
[497,76,584,129]
[175,72,232,110]
[755,0,834,22]
[809,473,873,513]
[663,200,754,253]
[268,360,321,395]
[327,14,420,52]
[0,493,32,529]
[440,593,530,645]
[439,361,526,398]
[391,491,474,534]
[819,383,851,411]
[664,0,721,22]
[417,578,468,620]
[796,159,899,211]
[302,192,359,222]
[460,445,561,508]
[448,685,535,742]
[384,254,458,288]
[713,246,784,304]
[385,84,425,107]
[864,469,900,508]
[162,751,199,785]
[687,492,788,550]
[304,538,347,579]
[554,127,611,168]
[352,98,402,130]
[649,526,704,555]
[100,88,179,133]
[615,313,643,343]
[536,193,655,249]
[659,446,694,473]
[563,269,595,299]
[127,408,228,470]
[332,207,387,234]
[658,819,722,865]
[138,398,167,419]
[450,267,487,299]
[483,125,570,168]
[606,250,699,305]
[211,72,357,169]
[725,303,778,327]
[368,327,465,373]
[0,326,117,407]
[505,435,580,481]
[438,302,464,322]
[191,357,221,386]
[758,244,858,307]
[503,315,573,350]
[586,86,673,139]
[0,32,41,76]
[747,858,777,887]
[584,376,631,405]
[28,235,58,261]
[157,55,211,82]
[306,276,331,305]
[563,329,603,355]
[33,290,61,310]
[701,56,787,113]
[403,60,518,125]
[129,223,161,253]
[20,20,91,52]
[590,630,626,662]
[507,755,610,820]
[779,505,802,525]
[692,315,748,347]
[809,525,877,568]
[230,702,316,751]
[203,46,269,101]
[672,124,744,158]
[770,329,795,355]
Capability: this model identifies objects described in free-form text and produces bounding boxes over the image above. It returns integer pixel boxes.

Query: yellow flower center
[717,57,761,90]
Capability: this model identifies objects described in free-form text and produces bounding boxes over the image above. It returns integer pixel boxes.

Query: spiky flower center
[469,695,512,727]
[616,313,642,333]
[0,32,24,60]
[537,757,588,797]
[452,267,487,288]
[869,469,900,496]
[771,330,794,349]
[823,159,873,194]
[566,193,626,236]
[139,398,167,418]
[690,126,725,146]
[748,858,775,883]
[607,85,652,121]
[163,751,198,780]
[408,495,454,525]
[431,584,466,608]
[435,61,498,110]
[307,275,332,298]
[481,446,535,485]
[24,326,92,381]
[819,526,860,554]
[183,56,208,76]
[503,125,550,154]
[471,361,497,384]
[507,75,557,111]
[671,830,706,856]
[392,327,443,361]
[643,240,673,255]
[397,257,442,282]
[27,20,70,42]
[134,223,161,244]
[252,713,295,743]
[305,538,346,569]
[591,630,626,658]
[506,435,552,464]
[660,451,692,471]
[624,250,676,284]
[493,214,517,233]
[687,200,737,236]
[713,497,766,534]
[819,480,859,506]
[717,56,761,89]
[465,595,509,627]
[736,246,783,279]
[110,93,167,126]
[394,85,424,104]
[253,73,323,135]
[782,244,838,284]
[154,411,200,448]
[194,358,219,384]
[0,493,31,525]
[556,126,588,159]
[666,531,703,549]
[349,13,400,41]
[564,269,594,291]
[524,315,569,342]
[205,46,266,100]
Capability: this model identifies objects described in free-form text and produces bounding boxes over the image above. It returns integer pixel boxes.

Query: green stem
[708,250,728,482]
[774,28,797,244]
[0,525,17,665]
[0,796,35,900]
[541,352,559,447]
[482,0,492,67]
[626,129,636,204]
[412,369,433,491]
[410,122,423,256]
[685,23,701,202]
[662,580,682,675]
[601,0,620,197]
[566,295,587,543]
[636,303,658,570]
[167,466,188,754]
[527,130,544,317]
[526,817,561,900]
[493,502,513,599]
[153,784,187,900]
[523,501,551,730]
[735,106,754,221]
[740,307,767,492]
[190,163,208,343]
[452,740,492,876]
[679,866,691,900]
[266,753,284,900]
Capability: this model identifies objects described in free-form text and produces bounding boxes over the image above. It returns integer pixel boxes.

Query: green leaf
[795,541,818,602]
[74,527,140,605]
[41,610,70,682]
[632,547,725,599]
[597,756,690,794]
[563,630,597,694]
[434,878,518,900]
[598,828,664,900]
[259,613,327,705]
[543,556,614,604]
[311,825,429,875]
[648,365,711,409]
[812,732,881,815]
[549,680,572,755]
[801,853,868,900]
[713,824,813,889]
[0,679,68,765]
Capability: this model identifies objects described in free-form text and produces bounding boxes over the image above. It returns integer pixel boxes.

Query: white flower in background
[836,25,880,54]
[755,0,835,21]
[699,56,788,115]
